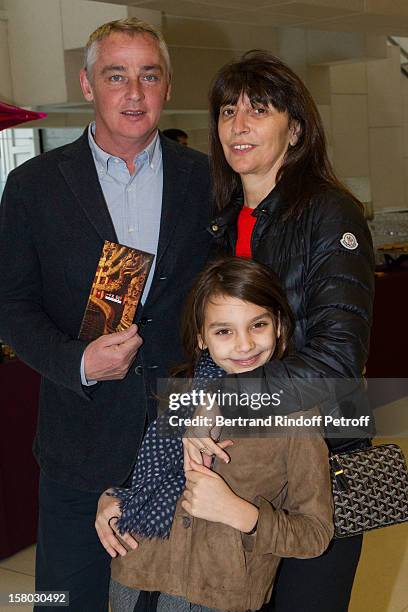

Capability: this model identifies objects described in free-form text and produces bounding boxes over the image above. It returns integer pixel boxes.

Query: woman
[185,51,375,612]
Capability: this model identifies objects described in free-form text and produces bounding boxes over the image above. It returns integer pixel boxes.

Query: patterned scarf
[113,352,225,538]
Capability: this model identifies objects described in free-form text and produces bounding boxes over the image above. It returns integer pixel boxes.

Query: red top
[235,206,256,258]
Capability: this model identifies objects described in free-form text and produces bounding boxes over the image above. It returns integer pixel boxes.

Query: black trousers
[263,528,362,612]
[34,472,112,612]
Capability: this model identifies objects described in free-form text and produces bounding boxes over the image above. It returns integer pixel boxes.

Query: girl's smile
[198,294,279,374]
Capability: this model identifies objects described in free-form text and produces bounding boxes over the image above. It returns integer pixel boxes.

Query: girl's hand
[182,460,258,533]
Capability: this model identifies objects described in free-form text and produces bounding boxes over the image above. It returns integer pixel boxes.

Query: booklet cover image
[78,240,154,342]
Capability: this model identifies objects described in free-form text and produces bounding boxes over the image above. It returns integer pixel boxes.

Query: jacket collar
[57,128,195,265]
[208,183,286,238]
[156,131,194,266]
[58,128,118,244]
[252,183,286,217]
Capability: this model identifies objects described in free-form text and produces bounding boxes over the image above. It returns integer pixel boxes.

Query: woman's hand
[182,399,234,470]
[183,437,234,470]
[182,461,259,533]
[95,489,138,558]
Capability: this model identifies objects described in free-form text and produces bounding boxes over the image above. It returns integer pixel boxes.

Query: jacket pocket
[244,550,280,611]
[189,522,247,590]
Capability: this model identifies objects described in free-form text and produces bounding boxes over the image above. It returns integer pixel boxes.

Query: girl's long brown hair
[175,256,294,377]
[209,50,362,218]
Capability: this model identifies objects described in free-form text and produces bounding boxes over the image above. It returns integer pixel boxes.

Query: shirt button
[211,224,219,232]
[182,516,191,529]
[134,365,143,375]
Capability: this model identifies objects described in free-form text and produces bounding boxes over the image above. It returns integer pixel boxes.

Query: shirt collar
[88,122,161,175]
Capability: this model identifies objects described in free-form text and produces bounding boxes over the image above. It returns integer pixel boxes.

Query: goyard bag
[330,443,408,538]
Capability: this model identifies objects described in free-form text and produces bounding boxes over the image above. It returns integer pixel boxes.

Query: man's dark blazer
[0,131,213,491]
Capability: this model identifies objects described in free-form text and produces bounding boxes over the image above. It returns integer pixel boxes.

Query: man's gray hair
[84,17,172,81]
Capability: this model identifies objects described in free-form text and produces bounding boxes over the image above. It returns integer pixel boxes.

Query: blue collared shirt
[88,122,162,300]
[81,123,163,385]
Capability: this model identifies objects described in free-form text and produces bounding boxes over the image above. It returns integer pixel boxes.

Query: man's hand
[95,489,138,558]
[182,461,258,533]
[84,324,142,381]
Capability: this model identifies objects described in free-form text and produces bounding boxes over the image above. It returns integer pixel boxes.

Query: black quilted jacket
[207,185,376,447]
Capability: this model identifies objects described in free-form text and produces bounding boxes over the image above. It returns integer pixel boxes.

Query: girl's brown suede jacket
[111,412,334,612]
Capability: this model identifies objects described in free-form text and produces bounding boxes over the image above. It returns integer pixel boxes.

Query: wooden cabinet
[0,360,40,559]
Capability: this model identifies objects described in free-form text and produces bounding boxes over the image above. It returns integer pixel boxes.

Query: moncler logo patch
[340,232,358,250]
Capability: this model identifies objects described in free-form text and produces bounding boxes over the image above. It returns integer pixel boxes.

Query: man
[163,128,189,146]
[0,18,212,611]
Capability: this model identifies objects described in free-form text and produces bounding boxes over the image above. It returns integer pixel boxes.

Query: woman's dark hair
[209,50,361,217]
[177,256,294,376]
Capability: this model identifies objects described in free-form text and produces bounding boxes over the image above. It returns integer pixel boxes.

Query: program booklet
[78,240,154,342]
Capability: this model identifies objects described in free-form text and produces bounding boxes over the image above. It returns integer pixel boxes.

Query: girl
[107,257,334,612]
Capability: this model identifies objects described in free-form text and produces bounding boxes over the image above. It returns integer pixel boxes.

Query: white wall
[5,0,67,105]
[61,0,127,50]
[4,0,161,106]
[330,45,408,212]
[0,19,13,102]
